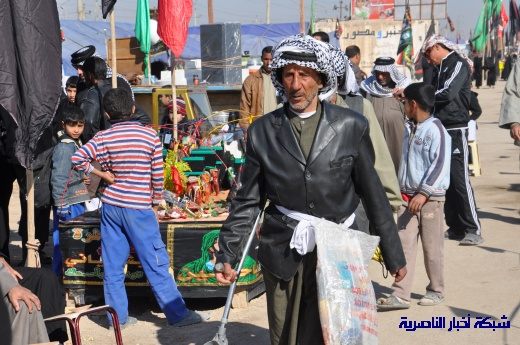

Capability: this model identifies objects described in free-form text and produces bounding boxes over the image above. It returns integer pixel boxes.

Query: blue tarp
[61,20,305,76]
[61,20,135,76]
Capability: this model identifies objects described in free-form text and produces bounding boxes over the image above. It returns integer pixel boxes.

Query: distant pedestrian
[473,54,483,88]
[484,56,497,88]
[502,53,517,80]
[311,31,330,43]
[345,45,367,85]
[239,46,278,131]
[361,57,410,174]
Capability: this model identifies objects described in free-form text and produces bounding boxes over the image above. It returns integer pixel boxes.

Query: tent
[61,20,304,76]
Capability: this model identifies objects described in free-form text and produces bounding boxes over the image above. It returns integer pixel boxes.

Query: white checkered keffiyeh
[421,34,474,70]
[360,57,410,98]
[271,34,337,101]
[328,46,360,96]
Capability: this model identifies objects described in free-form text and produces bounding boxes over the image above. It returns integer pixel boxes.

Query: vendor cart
[60,82,254,306]
[59,211,264,306]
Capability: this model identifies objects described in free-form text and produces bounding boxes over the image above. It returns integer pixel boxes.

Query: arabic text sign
[316,19,435,76]
[399,315,512,332]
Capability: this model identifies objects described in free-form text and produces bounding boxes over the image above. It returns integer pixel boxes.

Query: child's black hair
[62,103,85,125]
[261,45,273,56]
[103,88,134,121]
[403,82,435,112]
[65,76,80,89]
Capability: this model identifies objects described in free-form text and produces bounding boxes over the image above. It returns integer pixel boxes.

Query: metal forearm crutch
[204,209,264,345]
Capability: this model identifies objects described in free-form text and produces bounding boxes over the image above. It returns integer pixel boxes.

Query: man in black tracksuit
[422,35,483,245]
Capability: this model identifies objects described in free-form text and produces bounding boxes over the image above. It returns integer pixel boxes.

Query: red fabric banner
[158,0,193,57]
[498,3,509,39]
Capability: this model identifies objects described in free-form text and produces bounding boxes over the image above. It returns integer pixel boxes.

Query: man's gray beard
[288,91,318,113]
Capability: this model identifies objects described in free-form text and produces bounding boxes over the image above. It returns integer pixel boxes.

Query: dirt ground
[6,80,520,345]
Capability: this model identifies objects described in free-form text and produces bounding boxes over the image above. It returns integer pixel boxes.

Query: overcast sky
[58,0,488,39]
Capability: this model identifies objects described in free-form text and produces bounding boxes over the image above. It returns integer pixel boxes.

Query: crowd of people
[1,45,205,344]
[0,28,499,344]
[223,32,486,344]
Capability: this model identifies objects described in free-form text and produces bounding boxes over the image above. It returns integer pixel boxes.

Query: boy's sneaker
[376,295,410,311]
[418,291,444,306]
[459,233,483,246]
[170,310,203,327]
[110,316,138,330]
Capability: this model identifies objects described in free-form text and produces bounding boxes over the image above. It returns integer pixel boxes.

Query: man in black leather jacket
[76,56,111,142]
[70,47,150,133]
[215,34,406,345]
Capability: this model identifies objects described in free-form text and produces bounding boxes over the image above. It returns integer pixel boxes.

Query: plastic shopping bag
[315,218,380,345]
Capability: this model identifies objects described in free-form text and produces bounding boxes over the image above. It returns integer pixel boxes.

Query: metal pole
[339,0,343,21]
[208,0,214,24]
[110,10,117,88]
[171,55,178,141]
[147,56,152,82]
[300,0,305,33]
[77,0,85,20]
[266,0,271,24]
[194,3,198,26]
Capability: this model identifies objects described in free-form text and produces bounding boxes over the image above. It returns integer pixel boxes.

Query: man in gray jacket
[0,262,49,345]
[499,57,520,147]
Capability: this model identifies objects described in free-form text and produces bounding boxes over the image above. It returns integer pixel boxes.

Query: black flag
[510,0,520,45]
[0,0,61,169]
[102,0,117,19]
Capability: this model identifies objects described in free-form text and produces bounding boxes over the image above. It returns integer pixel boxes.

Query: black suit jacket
[217,102,406,280]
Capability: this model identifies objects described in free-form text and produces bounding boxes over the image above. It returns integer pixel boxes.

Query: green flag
[308,0,315,35]
[472,0,503,52]
[397,5,414,76]
[135,0,150,77]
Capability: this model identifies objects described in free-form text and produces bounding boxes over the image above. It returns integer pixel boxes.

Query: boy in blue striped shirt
[72,88,202,327]
[378,82,451,310]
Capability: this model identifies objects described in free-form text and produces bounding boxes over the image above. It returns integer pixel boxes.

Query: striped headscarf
[271,34,337,101]
[421,34,474,70]
[360,57,410,97]
[328,46,360,96]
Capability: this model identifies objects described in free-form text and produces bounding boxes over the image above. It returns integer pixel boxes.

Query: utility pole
[333,0,349,21]
[77,0,85,20]
[208,0,214,24]
[266,0,271,24]
[300,0,305,33]
[194,2,198,26]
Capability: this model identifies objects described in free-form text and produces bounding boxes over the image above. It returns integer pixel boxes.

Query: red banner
[351,0,394,20]
[158,0,193,57]
[498,3,509,39]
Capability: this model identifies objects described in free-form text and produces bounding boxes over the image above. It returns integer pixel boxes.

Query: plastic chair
[44,305,123,345]
[468,140,481,177]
